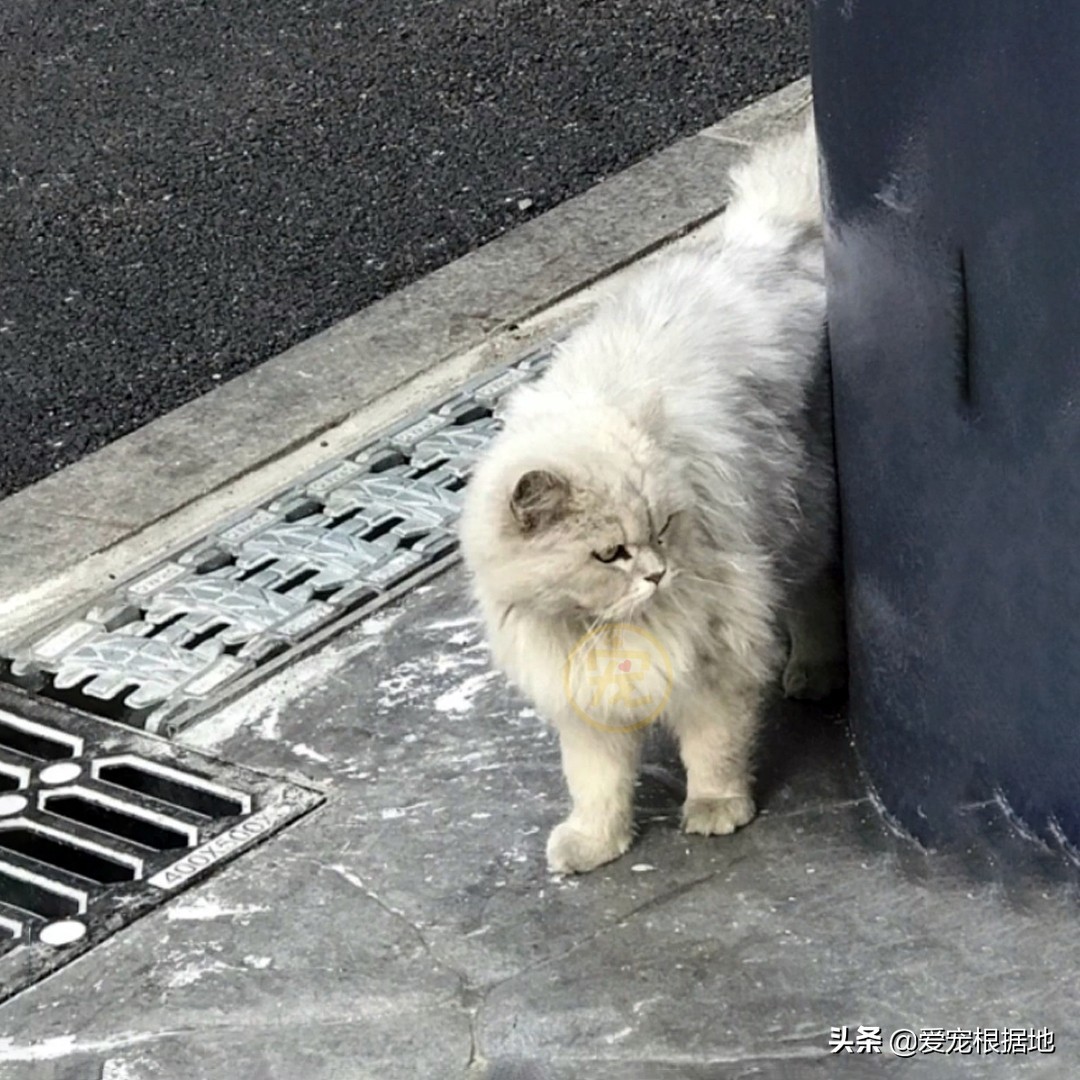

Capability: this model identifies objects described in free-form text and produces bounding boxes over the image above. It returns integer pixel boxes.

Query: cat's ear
[510,470,571,533]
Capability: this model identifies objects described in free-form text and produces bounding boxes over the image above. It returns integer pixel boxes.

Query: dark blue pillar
[811,1,1080,853]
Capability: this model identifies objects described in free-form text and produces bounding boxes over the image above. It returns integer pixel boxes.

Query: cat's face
[502,466,687,621]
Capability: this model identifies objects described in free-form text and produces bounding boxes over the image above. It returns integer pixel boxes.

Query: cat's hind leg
[782,569,847,702]
[546,717,644,874]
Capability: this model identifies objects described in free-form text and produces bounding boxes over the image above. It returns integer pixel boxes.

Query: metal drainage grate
[2,345,551,736]
[0,685,321,1004]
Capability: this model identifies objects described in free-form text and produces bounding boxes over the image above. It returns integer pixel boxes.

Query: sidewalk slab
[1,568,1075,1080]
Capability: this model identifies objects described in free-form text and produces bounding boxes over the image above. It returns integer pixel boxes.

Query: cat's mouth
[605,585,662,622]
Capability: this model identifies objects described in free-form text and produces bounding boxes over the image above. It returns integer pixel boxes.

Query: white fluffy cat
[459,116,844,874]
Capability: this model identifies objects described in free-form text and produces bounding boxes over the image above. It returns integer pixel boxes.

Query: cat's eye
[593,544,630,564]
[656,514,675,542]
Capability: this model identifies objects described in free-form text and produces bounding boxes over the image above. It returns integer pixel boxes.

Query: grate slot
[0,762,32,790]
[362,516,405,542]
[278,569,319,593]
[0,826,139,885]
[368,450,408,474]
[94,757,248,818]
[237,560,273,582]
[0,714,81,761]
[41,793,193,851]
[146,614,184,638]
[410,458,449,480]
[0,860,86,920]
[183,624,228,650]
[450,403,492,425]
[36,678,148,726]
[0,914,21,940]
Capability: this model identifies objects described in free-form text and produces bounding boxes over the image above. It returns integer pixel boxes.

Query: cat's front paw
[546,821,631,874]
[682,795,757,836]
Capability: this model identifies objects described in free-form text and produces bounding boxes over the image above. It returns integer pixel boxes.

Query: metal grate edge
[0,345,552,736]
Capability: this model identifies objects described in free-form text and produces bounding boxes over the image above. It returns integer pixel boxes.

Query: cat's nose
[645,569,666,586]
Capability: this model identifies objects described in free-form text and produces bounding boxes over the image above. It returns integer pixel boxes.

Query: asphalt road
[1,1,808,499]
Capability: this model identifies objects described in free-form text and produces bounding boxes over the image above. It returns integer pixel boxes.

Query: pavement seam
[318,859,481,1071]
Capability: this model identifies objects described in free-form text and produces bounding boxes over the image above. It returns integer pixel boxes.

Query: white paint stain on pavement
[433,670,499,713]
[165,897,270,921]
[291,743,331,764]
[0,1032,176,1063]
[180,635,378,749]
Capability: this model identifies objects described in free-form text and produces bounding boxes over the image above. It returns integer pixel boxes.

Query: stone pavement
[2,568,1075,1079]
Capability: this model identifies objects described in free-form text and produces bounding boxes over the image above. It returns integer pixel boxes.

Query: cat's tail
[722,113,821,237]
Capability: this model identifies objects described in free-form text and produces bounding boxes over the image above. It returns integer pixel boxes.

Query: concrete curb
[0,76,810,643]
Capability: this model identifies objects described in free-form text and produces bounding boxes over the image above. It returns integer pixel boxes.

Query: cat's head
[461,417,693,622]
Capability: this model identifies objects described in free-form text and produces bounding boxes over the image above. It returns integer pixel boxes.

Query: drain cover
[2,345,551,735]
[0,685,321,1004]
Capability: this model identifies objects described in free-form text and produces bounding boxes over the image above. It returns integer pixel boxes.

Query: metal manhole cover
[1,345,552,736]
[0,685,322,1004]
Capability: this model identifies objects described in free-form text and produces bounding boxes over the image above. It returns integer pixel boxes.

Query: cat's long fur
[459,117,844,874]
